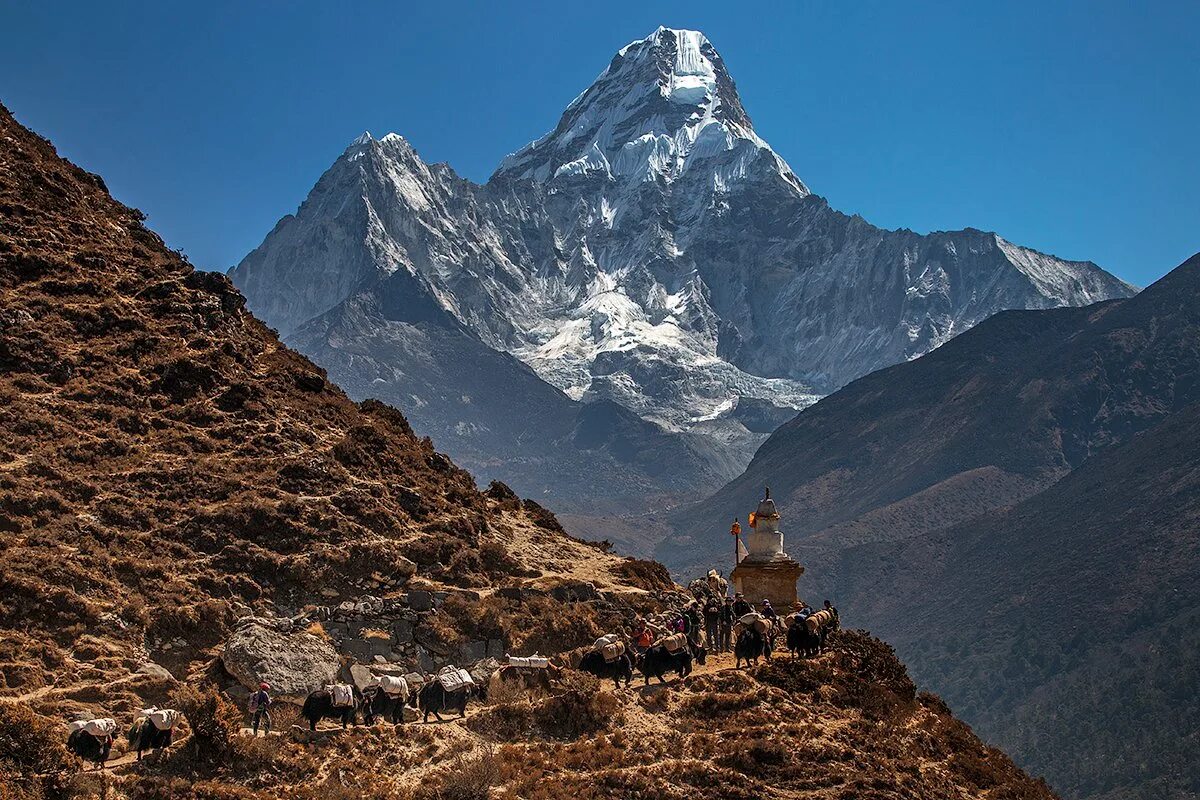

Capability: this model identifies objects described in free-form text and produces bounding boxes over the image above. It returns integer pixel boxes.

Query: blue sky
[1,1,1195,286]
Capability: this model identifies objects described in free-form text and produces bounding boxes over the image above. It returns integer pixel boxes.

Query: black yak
[577,650,633,689]
[417,680,471,723]
[66,729,112,770]
[786,619,821,658]
[363,686,409,725]
[639,642,706,684]
[301,687,361,731]
[735,628,768,668]
[126,719,173,761]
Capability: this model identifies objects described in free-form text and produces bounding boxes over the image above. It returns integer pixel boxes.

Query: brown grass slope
[5,631,1058,800]
[0,101,648,702]
[0,104,1055,800]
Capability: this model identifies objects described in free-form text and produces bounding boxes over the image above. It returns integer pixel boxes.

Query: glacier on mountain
[229,26,1134,513]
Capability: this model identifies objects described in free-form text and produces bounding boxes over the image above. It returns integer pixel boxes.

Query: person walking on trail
[761,599,778,623]
[718,596,734,652]
[249,682,272,736]
[732,593,751,617]
[703,596,720,649]
[686,603,704,647]
[632,619,654,656]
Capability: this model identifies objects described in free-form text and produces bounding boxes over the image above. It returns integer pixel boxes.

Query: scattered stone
[407,590,433,612]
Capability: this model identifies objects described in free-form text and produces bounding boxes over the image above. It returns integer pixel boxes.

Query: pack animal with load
[363,675,410,725]
[301,684,363,730]
[419,666,474,722]
[578,635,634,689]
[127,708,181,761]
[66,718,117,769]
[640,638,707,684]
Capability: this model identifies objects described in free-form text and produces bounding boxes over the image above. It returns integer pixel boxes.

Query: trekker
[824,599,839,621]
[686,603,704,647]
[718,596,734,652]
[703,597,720,649]
[761,599,778,622]
[249,682,272,736]
[632,619,654,655]
[731,593,751,617]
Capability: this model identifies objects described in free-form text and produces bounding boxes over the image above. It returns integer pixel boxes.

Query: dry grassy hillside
[0,100,662,706]
[0,103,1055,800]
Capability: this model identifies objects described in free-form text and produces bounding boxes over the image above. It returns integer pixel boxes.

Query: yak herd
[65,601,839,770]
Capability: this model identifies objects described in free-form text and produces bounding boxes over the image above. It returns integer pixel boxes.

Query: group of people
[628,587,839,657]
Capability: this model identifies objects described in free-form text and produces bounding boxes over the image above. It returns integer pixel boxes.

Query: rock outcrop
[221,624,339,700]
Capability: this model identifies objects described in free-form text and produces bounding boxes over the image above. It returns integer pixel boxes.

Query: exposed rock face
[221,624,339,700]
[230,27,1131,519]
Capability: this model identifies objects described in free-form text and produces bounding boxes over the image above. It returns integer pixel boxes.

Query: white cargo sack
[82,718,117,738]
[601,641,625,662]
[659,633,687,653]
[328,683,355,708]
[67,720,87,734]
[142,708,181,731]
[592,633,620,652]
[507,654,549,669]
[377,675,409,699]
[438,666,475,693]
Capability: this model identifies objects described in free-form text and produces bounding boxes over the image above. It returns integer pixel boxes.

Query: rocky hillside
[0,99,659,716]
[229,27,1132,522]
[1,104,1058,800]
[666,255,1200,799]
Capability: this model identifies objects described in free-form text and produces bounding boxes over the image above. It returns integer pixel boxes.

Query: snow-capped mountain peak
[493,28,806,194]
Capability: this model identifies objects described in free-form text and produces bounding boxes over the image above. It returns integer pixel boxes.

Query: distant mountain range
[665,254,1200,800]
[230,26,1132,519]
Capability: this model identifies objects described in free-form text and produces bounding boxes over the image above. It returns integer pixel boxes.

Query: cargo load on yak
[805,609,836,634]
[327,683,355,708]
[376,675,409,698]
[437,666,475,693]
[593,633,625,662]
[659,632,688,653]
[507,654,550,669]
[140,708,181,731]
[73,718,117,738]
[738,612,770,633]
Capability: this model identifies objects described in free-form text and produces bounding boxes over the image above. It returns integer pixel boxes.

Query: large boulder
[221,622,339,701]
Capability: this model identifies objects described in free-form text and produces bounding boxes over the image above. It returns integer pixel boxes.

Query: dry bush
[172,684,242,762]
[611,559,674,592]
[417,747,500,800]
[0,702,75,799]
[533,672,622,739]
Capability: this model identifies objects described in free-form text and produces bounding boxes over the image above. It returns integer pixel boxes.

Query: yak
[66,730,111,770]
[578,649,634,689]
[786,619,821,658]
[640,642,706,685]
[126,719,173,761]
[301,687,362,731]
[735,628,769,668]
[418,680,471,723]
[363,686,410,725]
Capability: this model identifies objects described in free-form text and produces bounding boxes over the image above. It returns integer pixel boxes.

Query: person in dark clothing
[761,599,778,622]
[703,597,720,649]
[250,682,272,736]
[731,593,752,618]
[718,596,734,652]
[824,599,839,622]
